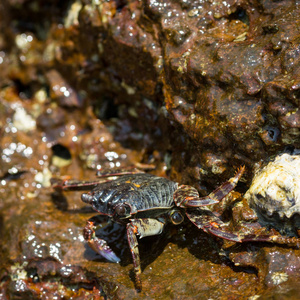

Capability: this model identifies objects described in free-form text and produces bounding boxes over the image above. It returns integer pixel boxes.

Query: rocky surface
[0,0,300,299]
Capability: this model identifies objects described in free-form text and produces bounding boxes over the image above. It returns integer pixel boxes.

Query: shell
[245,153,300,229]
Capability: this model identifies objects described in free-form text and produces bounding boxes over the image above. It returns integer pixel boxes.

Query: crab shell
[245,153,300,221]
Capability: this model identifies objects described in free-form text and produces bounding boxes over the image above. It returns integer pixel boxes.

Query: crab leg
[51,167,146,191]
[240,233,300,246]
[127,218,166,291]
[96,167,144,177]
[175,166,245,208]
[96,163,155,178]
[186,209,300,246]
[186,209,242,241]
[207,226,300,246]
[84,220,121,263]
[51,178,113,191]
[174,185,220,207]
[127,222,142,291]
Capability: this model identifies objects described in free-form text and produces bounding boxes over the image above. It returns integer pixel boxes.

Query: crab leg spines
[127,222,142,291]
[83,220,120,263]
[231,165,245,184]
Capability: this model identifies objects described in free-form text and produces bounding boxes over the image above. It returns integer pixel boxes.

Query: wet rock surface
[0,0,300,299]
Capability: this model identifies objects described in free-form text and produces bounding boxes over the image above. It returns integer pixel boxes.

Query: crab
[52,166,300,291]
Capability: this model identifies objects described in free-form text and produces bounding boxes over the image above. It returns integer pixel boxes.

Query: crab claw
[88,237,121,263]
[84,220,120,263]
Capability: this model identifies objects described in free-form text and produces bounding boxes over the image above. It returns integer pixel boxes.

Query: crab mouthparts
[81,193,94,204]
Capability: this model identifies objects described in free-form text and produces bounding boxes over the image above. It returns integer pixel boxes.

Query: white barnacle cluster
[245,153,300,221]
[270,271,289,285]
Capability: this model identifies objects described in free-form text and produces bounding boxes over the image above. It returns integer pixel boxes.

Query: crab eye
[115,204,130,216]
[81,193,93,204]
[170,210,184,225]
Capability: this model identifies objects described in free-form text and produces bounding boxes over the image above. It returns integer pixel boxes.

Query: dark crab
[52,166,300,291]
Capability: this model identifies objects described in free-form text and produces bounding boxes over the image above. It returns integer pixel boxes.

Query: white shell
[245,153,300,219]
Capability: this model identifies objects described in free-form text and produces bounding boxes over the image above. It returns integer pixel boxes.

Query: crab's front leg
[174,166,245,208]
[126,218,166,291]
[84,220,121,263]
[186,209,243,242]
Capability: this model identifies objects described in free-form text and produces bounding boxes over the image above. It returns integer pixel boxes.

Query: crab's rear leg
[175,166,245,208]
[186,209,300,246]
[51,178,111,191]
[96,167,144,178]
[240,233,300,246]
[84,220,121,263]
[207,225,300,247]
[95,162,157,178]
[126,218,166,291]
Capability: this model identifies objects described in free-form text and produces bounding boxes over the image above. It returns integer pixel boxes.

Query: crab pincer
[84,220,120,263]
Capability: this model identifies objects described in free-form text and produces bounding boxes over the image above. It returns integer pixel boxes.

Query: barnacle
[270,272,288,285]
[245,153,300,231]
